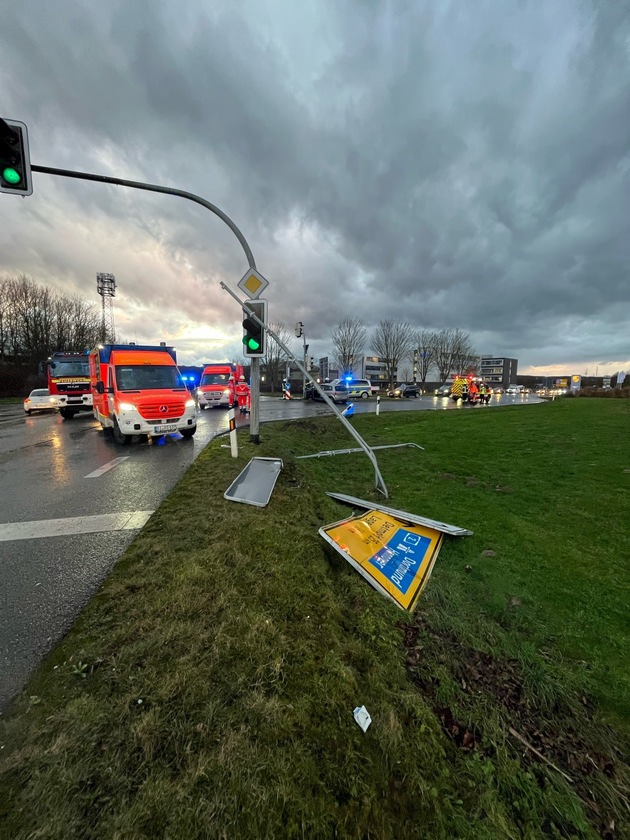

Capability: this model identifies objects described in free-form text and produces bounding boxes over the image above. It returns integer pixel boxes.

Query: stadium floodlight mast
[96,272,117,343]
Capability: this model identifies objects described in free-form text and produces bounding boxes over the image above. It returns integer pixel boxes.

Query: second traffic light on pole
[242,299,268,357]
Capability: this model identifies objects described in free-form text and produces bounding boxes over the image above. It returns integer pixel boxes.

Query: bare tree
[331,317,366,375]
[262,321,293,393]
[66,296,101,350]
[371,320,415,388]
[413,328,439,384]
[0,274,101,364]
[0,278,22,358]
[432,328,477,381]
[0,278,10,358]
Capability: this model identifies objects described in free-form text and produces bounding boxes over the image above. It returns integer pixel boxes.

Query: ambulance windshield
[200,373,230,386]
[115,365,181,391]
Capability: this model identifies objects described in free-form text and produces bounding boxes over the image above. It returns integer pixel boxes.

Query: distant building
[356,356,397,386]
[479,356,518,388]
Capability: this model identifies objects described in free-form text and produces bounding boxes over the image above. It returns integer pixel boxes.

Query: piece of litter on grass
[353,706,372,732]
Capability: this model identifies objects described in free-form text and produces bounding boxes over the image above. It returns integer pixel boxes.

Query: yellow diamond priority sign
[238,268,269,299]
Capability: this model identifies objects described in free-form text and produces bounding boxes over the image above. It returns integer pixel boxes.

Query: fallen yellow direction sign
[320,509,443,611]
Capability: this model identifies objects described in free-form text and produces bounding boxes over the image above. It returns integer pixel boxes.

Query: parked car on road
[389,383,420,398]
[305,382,348,404]
[493,387,505,394]
[435,385,451,397]
[24,388,57,414]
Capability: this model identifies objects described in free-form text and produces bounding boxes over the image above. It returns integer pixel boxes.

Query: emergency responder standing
[235,375,250,414]
[468,378,479,405]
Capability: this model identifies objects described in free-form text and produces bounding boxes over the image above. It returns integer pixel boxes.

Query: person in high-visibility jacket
[235,375,250,414]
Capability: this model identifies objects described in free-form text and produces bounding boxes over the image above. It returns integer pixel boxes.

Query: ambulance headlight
[119,402,136,411]
[185,399,196,407]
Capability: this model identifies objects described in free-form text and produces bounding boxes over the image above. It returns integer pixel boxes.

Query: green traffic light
[246,337,261,350]
[2,167,21,185]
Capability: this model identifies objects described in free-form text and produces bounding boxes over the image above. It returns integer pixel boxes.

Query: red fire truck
[43,351,93,419]
[89,343,197,444]
[197,362,244,409]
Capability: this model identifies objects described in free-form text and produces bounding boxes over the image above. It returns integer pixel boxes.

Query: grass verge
[1,399,628,839]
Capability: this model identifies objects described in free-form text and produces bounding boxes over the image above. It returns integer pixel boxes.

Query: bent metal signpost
[320,509,444,611]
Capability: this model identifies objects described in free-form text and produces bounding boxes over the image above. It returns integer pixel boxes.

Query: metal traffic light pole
[29,165,256,269]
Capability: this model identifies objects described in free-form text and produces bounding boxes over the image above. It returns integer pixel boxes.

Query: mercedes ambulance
[89,343,197,444]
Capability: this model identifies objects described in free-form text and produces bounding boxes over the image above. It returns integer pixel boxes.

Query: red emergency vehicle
[197,362,244,409]
[43,351,93,419]
[89,343,197,444]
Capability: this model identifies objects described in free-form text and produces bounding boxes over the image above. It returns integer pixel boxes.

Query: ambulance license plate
[153,424,177,433]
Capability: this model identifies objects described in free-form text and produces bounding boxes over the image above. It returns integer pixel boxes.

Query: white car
[307,382,348,404]
[24,388,57,414]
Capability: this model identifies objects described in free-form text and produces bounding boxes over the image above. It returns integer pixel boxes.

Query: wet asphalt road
[0,392,542,710]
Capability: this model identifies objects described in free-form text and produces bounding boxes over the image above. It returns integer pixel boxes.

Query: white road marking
[84,456,130,478]
[0,511,154,542]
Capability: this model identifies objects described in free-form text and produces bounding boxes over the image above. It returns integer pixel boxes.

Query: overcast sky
[1,0,629,376]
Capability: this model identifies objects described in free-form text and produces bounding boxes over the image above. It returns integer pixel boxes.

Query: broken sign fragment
[353,706,372,732]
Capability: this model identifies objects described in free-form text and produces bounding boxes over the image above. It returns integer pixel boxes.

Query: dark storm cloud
[1,0,629,370]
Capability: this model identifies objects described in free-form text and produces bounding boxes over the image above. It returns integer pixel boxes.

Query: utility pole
[295,322,307,398]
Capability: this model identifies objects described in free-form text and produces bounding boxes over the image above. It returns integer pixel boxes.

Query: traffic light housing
[0,118,32,196]
[242,299,267,358]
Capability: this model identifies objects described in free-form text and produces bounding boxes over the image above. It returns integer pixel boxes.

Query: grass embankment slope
[1,399,628,839]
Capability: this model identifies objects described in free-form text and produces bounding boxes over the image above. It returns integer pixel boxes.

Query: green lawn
[0,399,628,839]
